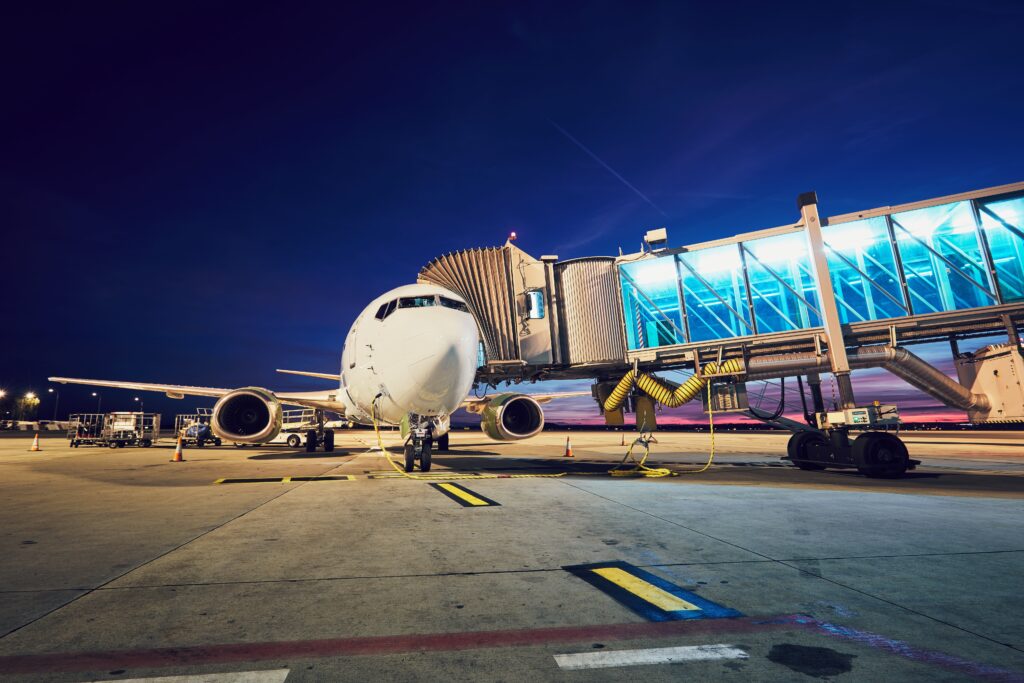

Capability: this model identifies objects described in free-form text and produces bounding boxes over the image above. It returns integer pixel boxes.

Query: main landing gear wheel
[305,429,318,453]
[853,432,909,478]
[323,429,335,452]
[787,431,829,470]
[404,442,415,472]
[286,434,301,448]
[437,433,449,452]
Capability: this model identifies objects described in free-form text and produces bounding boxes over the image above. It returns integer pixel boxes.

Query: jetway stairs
[420,181,1024,475]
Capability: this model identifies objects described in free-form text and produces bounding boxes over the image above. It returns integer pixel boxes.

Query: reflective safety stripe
[591,567,700,612]
[555,644,747,670]
[437,483,489,506]
[564,561,742,621]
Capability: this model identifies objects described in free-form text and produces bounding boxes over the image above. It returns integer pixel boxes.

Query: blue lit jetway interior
[420,181,1024,476]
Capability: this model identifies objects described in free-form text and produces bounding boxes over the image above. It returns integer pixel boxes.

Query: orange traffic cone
[170,434,185,462]
[563,435,574,458]
[29,433,41,452]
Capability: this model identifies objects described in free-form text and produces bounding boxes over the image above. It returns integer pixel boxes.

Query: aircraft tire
[404,443,415,472]
[420,445,432,472]
[323,429,335,452]
[305,429,318,452]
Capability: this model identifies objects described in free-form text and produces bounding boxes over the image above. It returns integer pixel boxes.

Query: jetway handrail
[744,345,990,412]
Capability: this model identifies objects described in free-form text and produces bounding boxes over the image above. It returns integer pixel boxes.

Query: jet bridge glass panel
[676,244,753,342]
[741,232,821,333]
[976,193,1024,303]
[619,258,685,350]
[890,201,997,313]
[822,217,908,323]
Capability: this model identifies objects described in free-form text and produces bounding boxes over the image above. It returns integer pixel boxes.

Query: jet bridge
[419,181,1024,475]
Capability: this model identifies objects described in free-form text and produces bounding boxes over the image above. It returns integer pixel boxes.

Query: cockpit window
[375,299,398,320]
[398,296,436,308]
[439,296,469,312]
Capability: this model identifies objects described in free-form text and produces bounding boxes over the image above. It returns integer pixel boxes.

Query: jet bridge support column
[799,192,856,409]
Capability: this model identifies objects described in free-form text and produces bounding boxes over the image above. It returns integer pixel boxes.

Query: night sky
[3,2,1023,422]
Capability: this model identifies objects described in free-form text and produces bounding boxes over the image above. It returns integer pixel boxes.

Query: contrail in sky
[549,120,669,218]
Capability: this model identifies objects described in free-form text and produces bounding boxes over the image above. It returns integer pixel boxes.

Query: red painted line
[0,616,797,674]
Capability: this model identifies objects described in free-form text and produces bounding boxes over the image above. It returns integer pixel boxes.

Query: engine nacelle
[479,393,544,441]
[211,387,283,444]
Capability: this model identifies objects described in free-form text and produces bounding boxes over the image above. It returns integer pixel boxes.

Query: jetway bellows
[419,245,625,370]
[419,247,519,361]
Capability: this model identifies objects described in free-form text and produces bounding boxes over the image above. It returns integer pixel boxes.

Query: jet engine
[211,387,284,444]
[479,393,544,441]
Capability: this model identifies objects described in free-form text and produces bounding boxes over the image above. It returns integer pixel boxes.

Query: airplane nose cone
[384,312,479,416]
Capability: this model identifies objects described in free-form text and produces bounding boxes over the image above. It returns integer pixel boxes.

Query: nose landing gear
[405,424,434,472]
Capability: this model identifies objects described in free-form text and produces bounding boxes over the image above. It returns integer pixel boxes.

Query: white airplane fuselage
[338,283,480,430]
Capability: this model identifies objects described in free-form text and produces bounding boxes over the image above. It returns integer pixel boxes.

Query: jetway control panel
[418,180,1024,425]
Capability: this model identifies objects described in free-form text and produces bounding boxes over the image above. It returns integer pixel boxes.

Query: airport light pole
[134,396,143,413]
[92,391,102,413]
[47,388,60,421]
[21,392,39,421]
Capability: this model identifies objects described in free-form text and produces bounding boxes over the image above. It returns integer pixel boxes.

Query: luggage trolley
[68,412,161,448]
[175,408,222,447]
[67,413,105,447]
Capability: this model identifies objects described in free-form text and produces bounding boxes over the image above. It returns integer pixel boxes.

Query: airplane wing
[276,369,342,381]
[48,377,347,413]
[49,377,230,399]
[461,391,591,414]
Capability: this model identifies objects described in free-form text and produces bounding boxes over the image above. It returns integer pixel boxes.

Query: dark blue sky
[3,1,1023,418]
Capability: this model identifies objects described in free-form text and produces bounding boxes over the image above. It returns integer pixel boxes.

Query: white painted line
[82,669,289,683]
[554,644,747,670]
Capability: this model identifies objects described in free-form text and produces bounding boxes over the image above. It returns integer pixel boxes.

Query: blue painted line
[563,560,743,622]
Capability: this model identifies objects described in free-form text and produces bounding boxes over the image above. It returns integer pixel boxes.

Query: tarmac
[1,429,1022,682]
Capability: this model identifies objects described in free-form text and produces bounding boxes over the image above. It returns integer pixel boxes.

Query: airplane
[50,283,586,472]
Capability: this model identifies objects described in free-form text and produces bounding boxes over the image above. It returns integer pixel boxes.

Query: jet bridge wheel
[787,431,829,470]
[853,432,909,478]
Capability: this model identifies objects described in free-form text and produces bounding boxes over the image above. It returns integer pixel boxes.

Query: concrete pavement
[0,430,1022,681]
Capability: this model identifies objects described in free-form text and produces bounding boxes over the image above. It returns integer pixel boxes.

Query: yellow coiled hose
[603,358,743,411]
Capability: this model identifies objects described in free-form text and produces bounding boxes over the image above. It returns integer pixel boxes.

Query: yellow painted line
[591,567,701,612]
[282,477,292,483]
[213,478,225,485]
[437,482,490,506]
